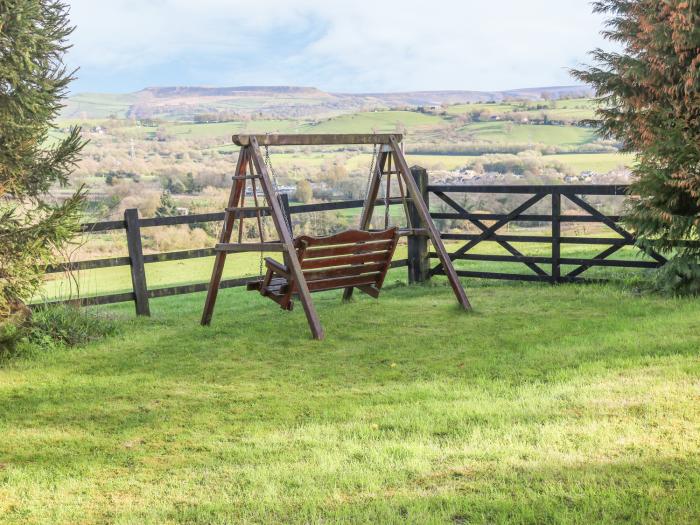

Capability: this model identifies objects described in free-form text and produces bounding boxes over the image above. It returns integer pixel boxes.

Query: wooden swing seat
[247,227,400,310]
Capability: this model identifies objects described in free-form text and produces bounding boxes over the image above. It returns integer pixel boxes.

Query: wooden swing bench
[247,227,400,310]
[202,133,471,340]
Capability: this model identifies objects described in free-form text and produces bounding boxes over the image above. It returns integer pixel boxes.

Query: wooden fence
[424,179,666,284]
[40,168,665,315]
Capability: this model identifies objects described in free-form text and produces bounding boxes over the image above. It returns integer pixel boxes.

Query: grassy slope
[446,102,516,115]
[194,151,633,175]
[62,93,136,119]
[110,111,445,141]
[298,111,445,134]
[2,279,700,524]
[547,153,635,173]
[403,152,634,173]
[445,99,597,122]
[461,122,595,147]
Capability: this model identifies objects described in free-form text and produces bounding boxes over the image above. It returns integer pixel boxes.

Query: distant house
[309,181,328,192]
[245,187,265,197]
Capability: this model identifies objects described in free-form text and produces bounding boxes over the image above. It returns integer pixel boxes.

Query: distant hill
[350,86,592,107]
[61,85,594,121]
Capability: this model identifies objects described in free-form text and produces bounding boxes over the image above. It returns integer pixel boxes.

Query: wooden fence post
[407,166,430,284]
[279,193,293,235]
[124,208,150,316]
[551,190,561,284]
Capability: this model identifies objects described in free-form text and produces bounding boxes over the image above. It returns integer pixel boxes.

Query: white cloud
[66,0,612,92]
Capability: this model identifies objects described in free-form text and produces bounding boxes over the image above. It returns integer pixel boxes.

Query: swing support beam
[202,133,471,340]
[233,134,399,146]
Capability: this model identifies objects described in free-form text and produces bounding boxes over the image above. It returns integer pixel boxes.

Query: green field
[61,93,136,119]
[4,278,700,523]
[545,153,636,173]
[94,110,447,142]
[445,102,519,115]
[167,119,301,139]
[181,116,597,150]
[445,98,598,122]
[299,111,446,134]
[197,151,634,176]
[460,122,596,147]
[402,152,634,173]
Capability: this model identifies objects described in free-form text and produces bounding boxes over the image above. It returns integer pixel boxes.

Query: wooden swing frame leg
[343,138,471,311]
[342,148,388,301]
[201,148,250,326]
[202,141,324,339]
[248,137,324,340]
[387,137,471,310]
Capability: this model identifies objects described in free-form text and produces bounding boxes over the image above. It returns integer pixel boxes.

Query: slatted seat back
[294,227,399,293]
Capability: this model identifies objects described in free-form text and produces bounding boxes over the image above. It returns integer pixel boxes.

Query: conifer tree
[573,0,700,293]
[0,0,87,318]
[155,191,177,218]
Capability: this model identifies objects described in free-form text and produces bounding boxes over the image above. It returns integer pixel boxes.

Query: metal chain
[364,143,379,202]
[384,154,393,229]
[384,174,391,229]
[259,247,264,280]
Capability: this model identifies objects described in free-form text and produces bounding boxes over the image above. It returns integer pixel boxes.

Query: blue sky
[66,0,611,94]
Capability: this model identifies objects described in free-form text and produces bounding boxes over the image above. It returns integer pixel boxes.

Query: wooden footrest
[247,277,289,292]
[248,277,292,310]
[246,279,263,291]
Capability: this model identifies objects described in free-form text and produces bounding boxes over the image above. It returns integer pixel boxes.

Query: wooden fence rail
[39,174,422,314]
[38,170,665,315]
[425,182,666,284]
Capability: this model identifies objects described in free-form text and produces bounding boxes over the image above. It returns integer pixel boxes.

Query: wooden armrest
[264,257,289,275]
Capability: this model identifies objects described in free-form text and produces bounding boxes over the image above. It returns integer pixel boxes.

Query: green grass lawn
[3,277,700,524]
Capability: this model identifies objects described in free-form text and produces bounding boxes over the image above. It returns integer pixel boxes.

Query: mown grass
[2,276,700,524]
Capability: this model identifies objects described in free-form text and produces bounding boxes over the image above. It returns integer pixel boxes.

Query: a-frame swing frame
[201,134,471,340]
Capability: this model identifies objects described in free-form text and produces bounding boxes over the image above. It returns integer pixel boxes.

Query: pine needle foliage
[573,0,700,294]
[0,0,87,317]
